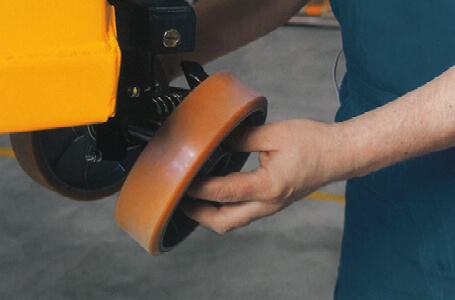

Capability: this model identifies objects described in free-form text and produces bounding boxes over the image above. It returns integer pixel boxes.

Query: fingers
[182,122,289,233]
[180,199,275,234]
[223,123,279,152]
[187,123,285,203]
[187,167,277,203]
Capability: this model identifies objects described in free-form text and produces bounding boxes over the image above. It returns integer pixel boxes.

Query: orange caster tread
[115,72,267,255]
[10,131,125,201]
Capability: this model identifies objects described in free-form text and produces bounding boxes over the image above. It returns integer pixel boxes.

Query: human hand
[182,119,350,234]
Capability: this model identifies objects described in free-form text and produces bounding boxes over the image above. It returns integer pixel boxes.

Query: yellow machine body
[0,0,121,133]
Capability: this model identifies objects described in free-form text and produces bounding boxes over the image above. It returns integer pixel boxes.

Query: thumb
[187,167,274,203]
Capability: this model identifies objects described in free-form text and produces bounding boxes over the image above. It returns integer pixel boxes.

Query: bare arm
[340,65,455,178]
[184,66,455,234]
[160,0,309,80]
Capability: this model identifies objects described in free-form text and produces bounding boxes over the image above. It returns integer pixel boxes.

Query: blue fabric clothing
[329,1,455,298]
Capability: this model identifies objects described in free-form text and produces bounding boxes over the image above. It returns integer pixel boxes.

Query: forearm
[336,65,455,179]
[160,0,309,80]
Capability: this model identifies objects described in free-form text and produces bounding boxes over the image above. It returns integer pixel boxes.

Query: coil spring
[151,92,186,122]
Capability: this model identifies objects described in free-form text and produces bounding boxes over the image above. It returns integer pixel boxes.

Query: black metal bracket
[97,0,197,160]
[110,0,196,54]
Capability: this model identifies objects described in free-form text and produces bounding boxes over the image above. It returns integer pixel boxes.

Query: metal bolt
[127,86,140,98]
[163,29,181,48]
[86,150,102,163]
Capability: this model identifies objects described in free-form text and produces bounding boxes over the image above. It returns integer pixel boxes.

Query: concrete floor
[0,26,346,299]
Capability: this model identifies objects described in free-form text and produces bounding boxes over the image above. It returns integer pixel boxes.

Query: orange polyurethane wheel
[115,72,267,255]
[10,126,141,201]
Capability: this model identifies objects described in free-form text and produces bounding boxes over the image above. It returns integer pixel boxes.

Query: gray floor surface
[0,26,346,299]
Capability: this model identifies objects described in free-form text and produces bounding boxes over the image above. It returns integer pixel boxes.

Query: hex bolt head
[127,86,141,98]
[163,29,181,48]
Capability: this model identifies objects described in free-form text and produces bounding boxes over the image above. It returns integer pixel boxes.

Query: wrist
[322,122,360,182]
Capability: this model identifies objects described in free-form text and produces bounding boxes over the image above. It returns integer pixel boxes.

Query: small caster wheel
[10,126,142,201]
[114,72,267,255]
